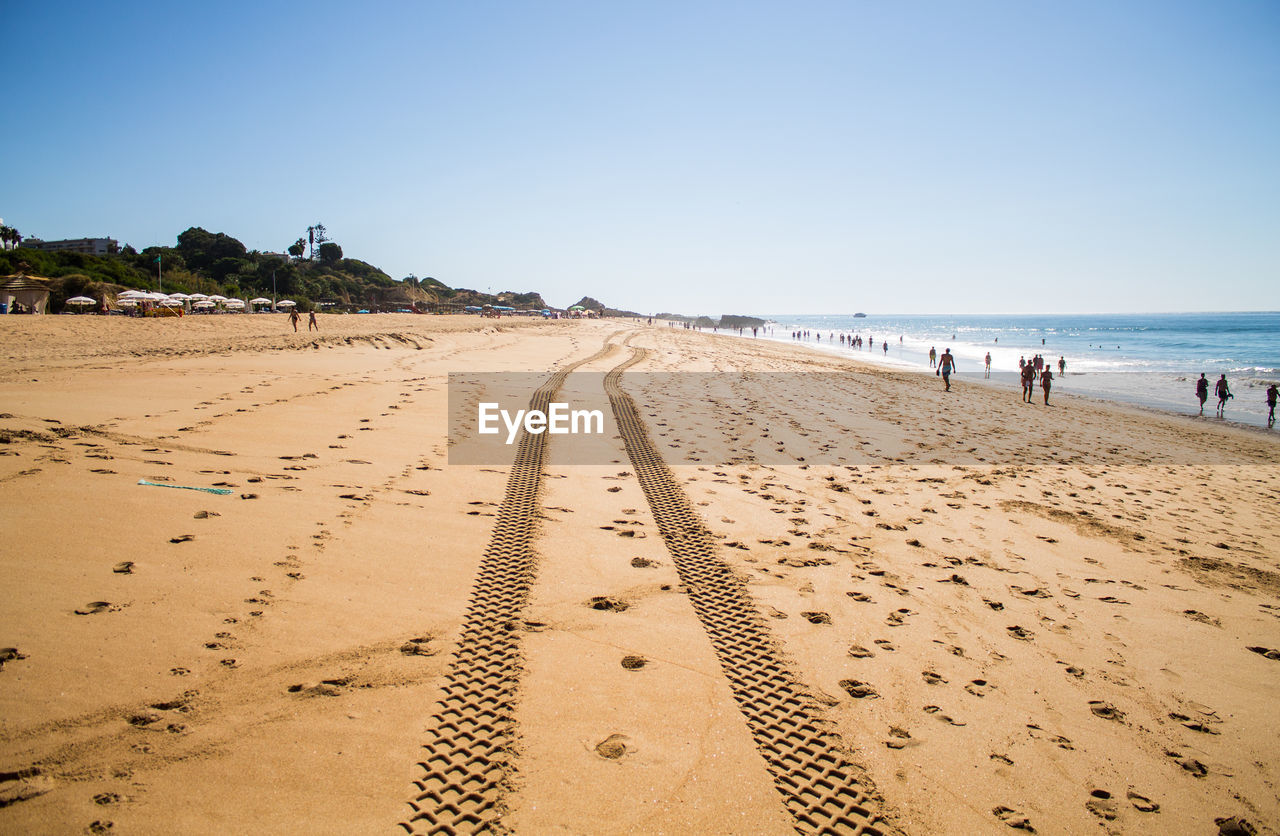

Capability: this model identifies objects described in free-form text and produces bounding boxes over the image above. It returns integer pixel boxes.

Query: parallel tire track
[604,347,886,836]
[401,338,618,834]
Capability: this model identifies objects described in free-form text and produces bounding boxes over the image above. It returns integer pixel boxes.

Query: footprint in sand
[75,601,118,615]
[884,727,913,749]
[1006,625,1033,641]
[839,679,879,699]
[126,711,162,727]
[581,726,631,759]
[801,611,831,624]
[1027,724,1074,749]
[992,805,1036,832]
[0,647,28,669]
[923,705,965,725]
[1086,789,1119,821]
[112,562,134,574]
[848,644,875,658]
[964,679,993,697]
[874,639,897,652]
[400,637,436,656]
[621,655,647,670]
[1126,791,1159,813]
[1168,753,1208,777]
[588,596,629,612]
[1089,701,1125,721]
[288,679,347,697]
[1214,817,1257,836]
[921,670,947,685]
[886,608,913,626]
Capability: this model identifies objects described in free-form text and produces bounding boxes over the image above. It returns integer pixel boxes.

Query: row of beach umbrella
[75,290,298,310]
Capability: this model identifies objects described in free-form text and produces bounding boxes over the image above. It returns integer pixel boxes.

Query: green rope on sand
[138,479,233,495]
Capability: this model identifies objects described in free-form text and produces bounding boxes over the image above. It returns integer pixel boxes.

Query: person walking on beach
[289,309,300,332]
[882,340,888,355]
[1196,374,1209,415]
[1021,361,1037,403]
[929,347,937,367]
[1267,384,1278,428]
[1058,356,1066,375]
[1040,366,1053,405]
[308,310,318,331]
[984,352,992,378]
[938,348,957,391]
[1215,375,1232,417]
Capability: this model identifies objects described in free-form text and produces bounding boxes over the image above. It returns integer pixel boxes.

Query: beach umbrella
[208,294,228,302]
[249,297,272,305]
[117,289,147,299]
[65,296,96,305]
[167,292,190,301]
[192,300,215,309]
[159,298,183,307]
[187,293,209,300]
[276,299,296,308]
[118,298,139,307]
[224,298,246,308]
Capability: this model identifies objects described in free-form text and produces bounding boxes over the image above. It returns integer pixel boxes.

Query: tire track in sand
[401,334,620,834]
[604,346,888,836]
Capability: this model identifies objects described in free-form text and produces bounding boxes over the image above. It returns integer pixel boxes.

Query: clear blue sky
[4,1,1277,314]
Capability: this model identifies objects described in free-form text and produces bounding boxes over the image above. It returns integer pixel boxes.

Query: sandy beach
[1,313,1277,835]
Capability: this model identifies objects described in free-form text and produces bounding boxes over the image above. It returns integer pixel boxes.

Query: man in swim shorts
[938,349,957,391]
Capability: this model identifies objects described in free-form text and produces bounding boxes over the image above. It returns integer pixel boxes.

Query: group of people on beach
[1196,373,1278,427]
[1012,355,1064,405]
[289,309,318,332]
[785,328,1278,425]
[791,331,892,355]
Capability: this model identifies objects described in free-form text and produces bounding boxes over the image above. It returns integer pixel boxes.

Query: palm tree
[0,226,13,250]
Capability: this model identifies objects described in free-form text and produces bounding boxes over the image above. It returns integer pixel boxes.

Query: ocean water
[752,312,1280,430]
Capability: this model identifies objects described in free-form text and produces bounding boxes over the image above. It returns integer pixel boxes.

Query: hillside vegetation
[0,227,545,313]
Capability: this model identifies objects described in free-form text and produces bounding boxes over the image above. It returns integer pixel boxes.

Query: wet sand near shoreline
[1,314,1277,834]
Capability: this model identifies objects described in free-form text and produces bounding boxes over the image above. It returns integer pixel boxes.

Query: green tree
[288,238,306,259]
[1,225,23,250]
[318,242,342,264]
[306,223,328,260]
[176,227,247,272]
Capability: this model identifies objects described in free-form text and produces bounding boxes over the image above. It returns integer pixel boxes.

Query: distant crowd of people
[781,328,1277,426]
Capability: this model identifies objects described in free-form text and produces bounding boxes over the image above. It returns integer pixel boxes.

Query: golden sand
[1,314,1276,834]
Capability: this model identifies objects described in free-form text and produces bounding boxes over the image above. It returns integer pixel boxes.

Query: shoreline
[708,325,1280,433]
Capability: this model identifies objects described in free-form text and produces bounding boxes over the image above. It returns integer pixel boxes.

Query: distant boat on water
[853,312,867,318]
